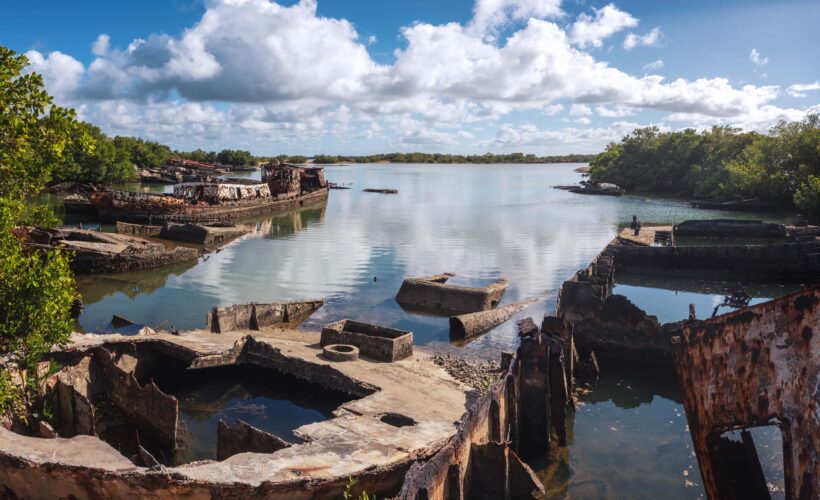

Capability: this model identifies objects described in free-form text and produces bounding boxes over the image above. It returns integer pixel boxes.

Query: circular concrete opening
[322,344,359,361]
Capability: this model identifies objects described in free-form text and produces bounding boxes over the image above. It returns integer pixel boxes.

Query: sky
[1,0,818,155]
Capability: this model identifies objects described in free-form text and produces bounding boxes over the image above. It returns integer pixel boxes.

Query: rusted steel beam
[672,287,819,500]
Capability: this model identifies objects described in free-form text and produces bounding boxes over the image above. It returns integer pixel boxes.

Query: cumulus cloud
[21,0,817,153]
[786,81,820,98]
[25,50,85,99]
[596,105,634,117]
[91,34,110,57]
[493,120,667,150]
[623,27,662,50]
[749,48,768,66]
[470,0,563,36]
[569,3,638,48]
[642,59,664,72]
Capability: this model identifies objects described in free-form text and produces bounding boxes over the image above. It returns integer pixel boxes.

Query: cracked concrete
[0,328,468,499]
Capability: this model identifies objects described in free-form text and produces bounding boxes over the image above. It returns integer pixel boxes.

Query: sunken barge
[89,163,328,224]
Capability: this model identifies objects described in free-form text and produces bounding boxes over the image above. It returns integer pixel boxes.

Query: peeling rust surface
[672,287,819,500]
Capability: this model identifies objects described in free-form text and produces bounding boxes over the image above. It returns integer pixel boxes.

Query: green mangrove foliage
[0,46,79,421]
[178,148,257,166]
[312,152,596,164]
[55,122,136,183]
[589,116,820,216]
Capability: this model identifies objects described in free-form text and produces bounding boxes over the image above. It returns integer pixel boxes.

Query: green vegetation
[313,152,595,164]
[112,135,172,170]
[341,477,376,500]
[179,148,256,166]
[55,123,135,183]
[0,47,79,423]
[589,116,820,217]
[273,154,309,164]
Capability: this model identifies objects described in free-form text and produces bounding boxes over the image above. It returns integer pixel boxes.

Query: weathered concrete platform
[617,225,673,246]
[0,328,468,499]
[19,227,202,274]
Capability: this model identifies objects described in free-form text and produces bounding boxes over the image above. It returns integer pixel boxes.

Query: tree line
[54,126,261,185]
[312,152,596,164]
[589,117,820,217]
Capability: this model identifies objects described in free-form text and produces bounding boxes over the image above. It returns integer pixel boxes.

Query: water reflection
[613,273,801,324]
[75,201,326,332]
[534,365,703,498]
[76,163,792,351]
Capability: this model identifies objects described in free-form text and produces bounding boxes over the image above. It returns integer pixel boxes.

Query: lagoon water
[71,163,793,497]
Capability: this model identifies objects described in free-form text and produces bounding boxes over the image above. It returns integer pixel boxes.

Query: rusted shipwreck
[89,162,328,223]
[672,287,819,500]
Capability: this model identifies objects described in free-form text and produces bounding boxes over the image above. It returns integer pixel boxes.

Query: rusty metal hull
[90,187,329,224]
[672,287,819,500]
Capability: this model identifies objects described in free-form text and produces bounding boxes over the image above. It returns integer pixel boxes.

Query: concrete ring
[322,344,359,361]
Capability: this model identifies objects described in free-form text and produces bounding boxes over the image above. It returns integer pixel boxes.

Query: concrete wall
[612,242,820,282]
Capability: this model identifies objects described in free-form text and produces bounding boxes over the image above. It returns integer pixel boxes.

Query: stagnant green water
[64,163,794,496]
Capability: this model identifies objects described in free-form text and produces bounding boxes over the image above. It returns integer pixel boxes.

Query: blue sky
[1,0,818,155]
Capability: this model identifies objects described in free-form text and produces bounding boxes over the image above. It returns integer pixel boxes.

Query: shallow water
[66,163,796,494]
[152,364,352,464]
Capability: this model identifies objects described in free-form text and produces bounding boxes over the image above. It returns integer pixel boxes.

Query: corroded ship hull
[89,187,329,224]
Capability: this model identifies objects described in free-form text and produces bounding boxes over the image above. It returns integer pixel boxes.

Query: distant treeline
[52,124,261,185]
[312,152,595,164]
[589,115,820,217]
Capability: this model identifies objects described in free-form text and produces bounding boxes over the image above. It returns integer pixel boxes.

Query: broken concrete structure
[115,221,162,237]
[0,328,467,499]
[449,297,540,340]
[216,419,292,461]
[396,273,509,316]
[556,219,820,364]
[673,219,786,238]
[671,287,819,500]
[207,300,324,333]
[321,320,413,362]
[159,222,251,247]
[19,227,201,274]
[396,321,572,499]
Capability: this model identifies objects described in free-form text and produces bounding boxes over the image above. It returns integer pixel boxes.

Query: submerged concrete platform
[0,328,468,499]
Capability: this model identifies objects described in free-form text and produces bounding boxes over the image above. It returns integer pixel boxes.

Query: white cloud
[642,59,664,72]
[749,48,768,66]
[21,0,817,153]
[569,3,638,48]
[470,0,563,36]
[596,105,634,117]
[91,34,110,57]
[786,81,820,98]
[575,116,591,125]
[493,120,668,151]
[367,35,377,45]
[542,103,564,115]
[623,27,662,50]
[24,50,85,99]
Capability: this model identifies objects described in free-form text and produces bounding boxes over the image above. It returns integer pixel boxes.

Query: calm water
[67,163,795,495]
[152,364,353,464]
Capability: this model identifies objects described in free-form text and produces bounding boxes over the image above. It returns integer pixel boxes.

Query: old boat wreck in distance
[89,162,329,223]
